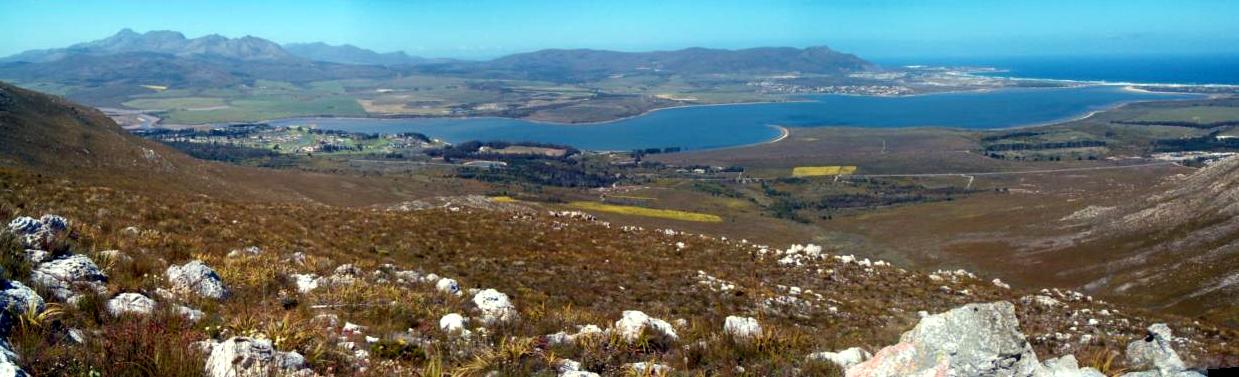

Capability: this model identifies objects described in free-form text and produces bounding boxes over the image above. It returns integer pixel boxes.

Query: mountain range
[0,29,876,85]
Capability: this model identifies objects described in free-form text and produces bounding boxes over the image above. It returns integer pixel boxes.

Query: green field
[159,95,366,124]
[1134,106,1239,123]
[122,97,226,110]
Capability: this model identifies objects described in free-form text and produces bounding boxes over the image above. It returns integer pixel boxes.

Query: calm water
[272,86,1194,151]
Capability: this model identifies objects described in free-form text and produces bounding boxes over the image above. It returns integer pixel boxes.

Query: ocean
[877,54,1239,85]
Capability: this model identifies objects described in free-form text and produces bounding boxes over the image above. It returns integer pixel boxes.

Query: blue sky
[2,0,1238,59]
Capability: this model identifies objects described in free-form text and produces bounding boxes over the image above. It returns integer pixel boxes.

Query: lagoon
[271,86,1195,151]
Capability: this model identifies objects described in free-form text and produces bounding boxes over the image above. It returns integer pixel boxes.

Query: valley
[2,16,1239,376]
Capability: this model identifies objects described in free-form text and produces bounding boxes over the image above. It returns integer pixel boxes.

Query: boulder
[227,246,263,258]
[22,249,52,265]
[166,260,229,300]
[846,301,1042,377]
[558,358,601,377]
[177,305,206,322]
[30,254,107,300]
[439,313,467,334]
[0,280,44,315]
[472,289,517,324]
[0,338,27,377]
[614,310,678,343]
[5,217,41,235]
[7,215,68,250]
[202,337,309,377]
[1042,355,1106,377]
[808,347,872,370]
[723,315,762,339]
[626,362,672,376]
[435,278,461,296]
[290,274,320,294]
[1121,324,1204,377]
[106,293,156,316]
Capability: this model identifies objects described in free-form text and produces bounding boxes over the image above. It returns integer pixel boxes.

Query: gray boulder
[202,337,309,377]
[1042,355,1106,377]
[166,260,229,300]
[30,254,107,300]
[106,293,156,316]
[6,215,69,250]
[847,301,1042,377]
[0,280,44,315]
[0,338,28,377]
[472,288,517,324]
[5,217,41,235]
[807,347,872,370]
[1120,324,1205,377]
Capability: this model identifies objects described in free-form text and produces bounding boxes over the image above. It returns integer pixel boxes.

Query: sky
[2,0,1239,59]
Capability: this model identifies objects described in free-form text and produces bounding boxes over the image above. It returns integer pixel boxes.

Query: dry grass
[1,167,1237,375]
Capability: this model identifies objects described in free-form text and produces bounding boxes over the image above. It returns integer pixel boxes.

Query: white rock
[342,322,365,334]
[472,289,517,324]
[227,246,263,258]
[614,310,678,343]
[993,278,1011,289]
[22,249,52,265]
[0,280,44,315]
[626,362,672,376]
[1042,354,1106,377]
[0,338,27,376]
[435,278,461,296]
[558,358,600,377]
[106,293,156,316]
[177,305,206,322]
[439,313,467,333]
[1124,324,1203,377]
[846,301,1042,377]
[31,254,107,300]
[291,274,320,293]
[723,316,762,339]
[203,337,309,377]
[807,347,872,370]
[166,260,229,300]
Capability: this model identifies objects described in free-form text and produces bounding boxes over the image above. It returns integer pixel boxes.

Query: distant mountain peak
[1,29,294,63]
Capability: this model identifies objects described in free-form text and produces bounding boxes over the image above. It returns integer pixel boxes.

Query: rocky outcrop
[845,301,1131,377]
[6,215,69,249]
[166,260,229,300]
[847,302,1045,377]
[0,339,27,377]
[202,337,310,377]
[723,315,762,339]
[106,292,156,316]
[30,254,107,300]
[1121,324,1204,377]
[472,289,516,324]
[614,310,678,343]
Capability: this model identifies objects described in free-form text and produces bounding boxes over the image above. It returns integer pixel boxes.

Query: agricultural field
[1133,105,1239,124]
[567,201,724,222]
[792,165,857,177]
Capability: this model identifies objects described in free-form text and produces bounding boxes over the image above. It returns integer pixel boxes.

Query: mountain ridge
[2,28,296,63]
